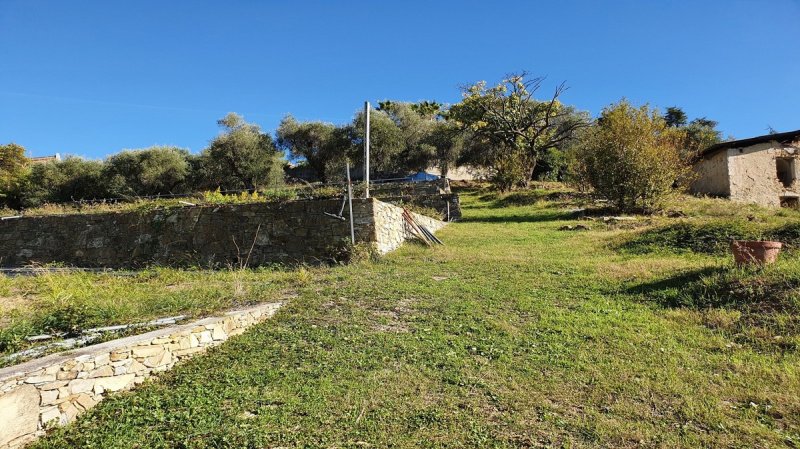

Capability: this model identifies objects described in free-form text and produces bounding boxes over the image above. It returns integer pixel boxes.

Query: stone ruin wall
[691,149,730,197]
[727,141,800,207]
[0,303,282,449]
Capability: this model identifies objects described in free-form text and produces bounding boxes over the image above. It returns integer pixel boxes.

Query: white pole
[364,101,370,198]
[346,161,355,245]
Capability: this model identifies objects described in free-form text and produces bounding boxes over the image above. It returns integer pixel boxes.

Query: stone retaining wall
[0,198,447,268]
[373,201,448,254]
[0,302,282,449]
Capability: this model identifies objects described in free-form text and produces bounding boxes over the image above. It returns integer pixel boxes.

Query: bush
[571,100,689,213]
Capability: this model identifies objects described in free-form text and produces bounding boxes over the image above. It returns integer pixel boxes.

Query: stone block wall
[727,142,800,207]
[0,198,447,269]
[0,303,282,449]
[372,200,447,254]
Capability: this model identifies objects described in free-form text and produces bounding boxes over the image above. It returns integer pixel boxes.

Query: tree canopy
[198,113,285,190]
[449,73,588,190]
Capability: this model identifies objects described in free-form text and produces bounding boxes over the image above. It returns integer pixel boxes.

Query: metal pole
[346,161,355,245]
[364,101,370,198]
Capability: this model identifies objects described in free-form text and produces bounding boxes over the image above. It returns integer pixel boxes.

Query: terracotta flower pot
[731,240,782,266]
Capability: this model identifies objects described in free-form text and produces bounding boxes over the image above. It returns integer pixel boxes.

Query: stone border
[0,302,282,449]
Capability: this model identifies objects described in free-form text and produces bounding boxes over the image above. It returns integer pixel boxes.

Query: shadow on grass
[459,209,581,224]
[625,266,726,308]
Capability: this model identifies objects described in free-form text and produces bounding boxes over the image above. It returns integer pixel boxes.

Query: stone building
[27,153,61,165]
[691,129,800,207]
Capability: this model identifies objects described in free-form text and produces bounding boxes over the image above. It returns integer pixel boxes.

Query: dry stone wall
[0,302,282,449]
[0,198,447,268]
[372,200,447,254]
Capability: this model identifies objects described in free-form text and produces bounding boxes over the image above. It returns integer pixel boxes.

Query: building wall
[727,141,800,207]
[0,198,447,268]
[426,165,488,181]
[692,139,800,207]
[691,149,730,197]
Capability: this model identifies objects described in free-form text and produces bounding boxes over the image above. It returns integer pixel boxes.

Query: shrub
[571,100,689,213]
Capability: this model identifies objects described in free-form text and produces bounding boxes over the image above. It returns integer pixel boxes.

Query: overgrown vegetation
[1,113,285,210]
[0,267,304,360]
[8,187,796,448]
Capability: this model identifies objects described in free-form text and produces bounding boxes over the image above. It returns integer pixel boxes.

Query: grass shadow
[459,209,582,224]
[625,266,725,308]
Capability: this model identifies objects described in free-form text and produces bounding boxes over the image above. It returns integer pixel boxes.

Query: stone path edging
[0,302,283,449]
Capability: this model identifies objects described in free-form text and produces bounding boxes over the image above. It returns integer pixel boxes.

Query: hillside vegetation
[10,186,797,448]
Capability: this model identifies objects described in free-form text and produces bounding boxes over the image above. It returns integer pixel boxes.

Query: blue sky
[1,0,798,159]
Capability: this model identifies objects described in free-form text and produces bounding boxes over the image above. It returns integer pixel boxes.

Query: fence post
[346,162,355,245]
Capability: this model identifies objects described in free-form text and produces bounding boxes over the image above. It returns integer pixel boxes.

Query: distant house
[28,153,61,165]
[691,129,800,208]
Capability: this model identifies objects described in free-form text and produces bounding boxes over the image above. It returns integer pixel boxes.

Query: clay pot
[731,240,782,266]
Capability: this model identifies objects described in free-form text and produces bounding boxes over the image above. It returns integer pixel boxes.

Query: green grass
[14,188,800,448]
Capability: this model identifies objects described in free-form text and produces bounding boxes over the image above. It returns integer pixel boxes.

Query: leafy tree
[664,106,688,127]
[449,73,587,190]
[662,107,722,162]
[409,101,443,121]
[571,100,688,213]
[19,157,107,207]
[0,143,29,206]
[424,120,463,178]
[276,115,341,182]
[104,146,191,197]
[198,113,285,190]
[349,108,404,176]
[377,101,438,173]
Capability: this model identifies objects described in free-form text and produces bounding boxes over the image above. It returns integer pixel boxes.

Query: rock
[174,347,204,357]
[24,374,56,384]
[93,374,135,392]
[211,325,227,341]
[40,389,59,406]
[68,379,95,395]
[88,366,114,378]
[144,350,172,368]
[59,401,80,423]
[132,345,165,358]
[109,350,130,362]
[93,353,110,367]
[73,393,96,411]
[56,370,78,381]
[40,381,68,391]
[0,385,40,446]
[39,406,61,427]
[197,331,213,344]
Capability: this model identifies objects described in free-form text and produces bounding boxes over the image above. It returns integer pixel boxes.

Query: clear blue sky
[1,0,798,159]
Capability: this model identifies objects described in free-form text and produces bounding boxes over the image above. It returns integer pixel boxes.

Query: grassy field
[11,188,800,448]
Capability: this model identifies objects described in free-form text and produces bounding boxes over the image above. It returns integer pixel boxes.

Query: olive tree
[276,115,341,182]
[198,113,285,190]
[104,146,191,197]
